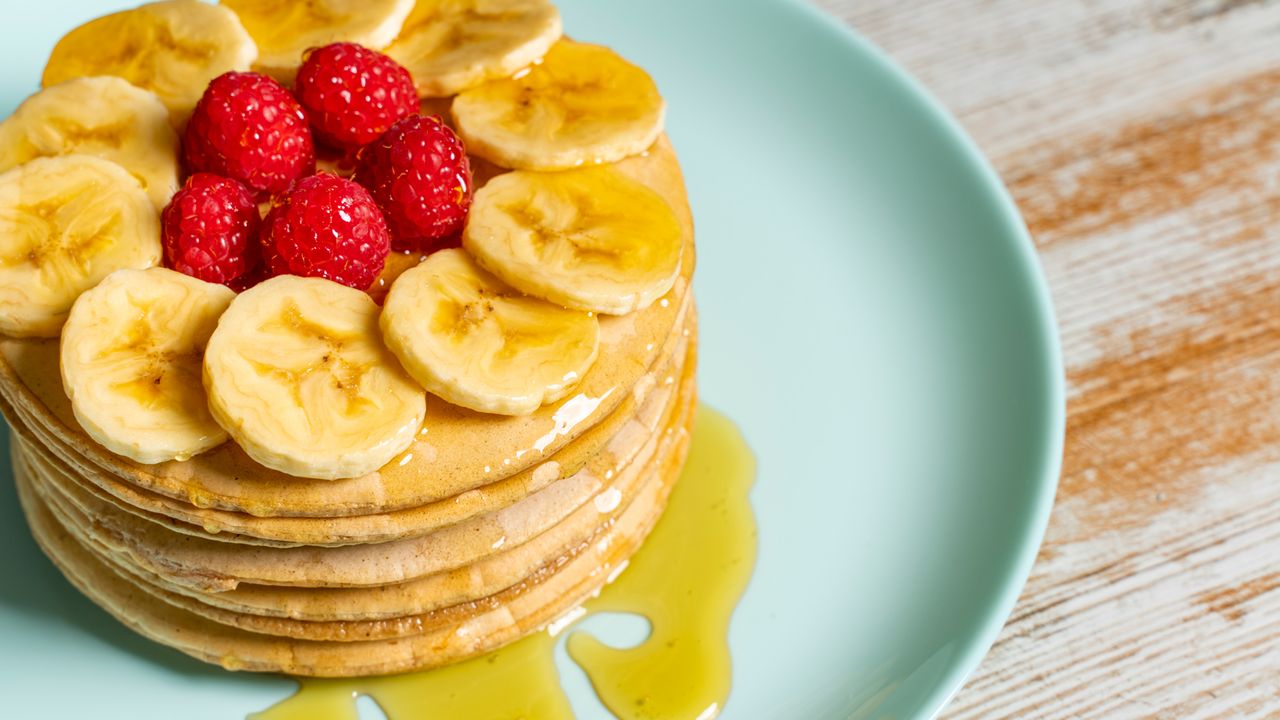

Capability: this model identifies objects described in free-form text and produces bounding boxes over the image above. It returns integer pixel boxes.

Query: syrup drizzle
[252,405,756,720]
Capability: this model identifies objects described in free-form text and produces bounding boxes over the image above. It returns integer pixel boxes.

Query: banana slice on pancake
[42,0,257,119]
[452,40,665,170]
[0,155,161,339]
[222,0,415,79]
[463,166,682,314]
[61,268,234,464]
[385,0,562,97]
[0,77,180,210]
[380,248,599,415]
[203,275,426,480]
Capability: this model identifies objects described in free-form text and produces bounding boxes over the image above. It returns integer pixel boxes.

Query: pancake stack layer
[0,0,699,678]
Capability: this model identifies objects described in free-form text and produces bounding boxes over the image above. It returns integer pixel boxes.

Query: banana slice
[61,268,234,464]
[42,0,256,120]
[204,275,426,480]
[463,166,682,314]
[452,40,665,170]
[0,155,161,339]
[385,0,562,97]
[380,248,598,415]
[0,77,180,211]
[223,0,415,80]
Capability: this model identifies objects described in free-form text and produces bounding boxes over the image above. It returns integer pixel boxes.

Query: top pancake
[0,321,689,546]
[0,136,694,518]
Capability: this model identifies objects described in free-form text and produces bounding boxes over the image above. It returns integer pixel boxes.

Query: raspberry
[261,173,390,290]
[295,43,419,151]
[161,173,261,287]
[354,115,472,251]
[184,72,315,197]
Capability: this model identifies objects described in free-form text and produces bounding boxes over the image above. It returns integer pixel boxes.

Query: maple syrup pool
[252,404,757,720]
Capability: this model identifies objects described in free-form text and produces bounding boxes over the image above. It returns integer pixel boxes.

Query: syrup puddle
[252,405,757,720]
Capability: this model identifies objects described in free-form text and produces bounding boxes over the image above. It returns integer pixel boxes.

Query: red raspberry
[295,43,419,151]
[354,115,472,251]
[184,72,315,196]
[161,173,261,287]
[261,173,390,290]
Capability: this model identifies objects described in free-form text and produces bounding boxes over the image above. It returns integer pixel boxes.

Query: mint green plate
[0,1,1063,718]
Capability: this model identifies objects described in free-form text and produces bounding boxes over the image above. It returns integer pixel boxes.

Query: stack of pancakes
[0,140,697,677]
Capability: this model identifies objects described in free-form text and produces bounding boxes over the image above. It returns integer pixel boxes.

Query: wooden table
[814,0,1280,716]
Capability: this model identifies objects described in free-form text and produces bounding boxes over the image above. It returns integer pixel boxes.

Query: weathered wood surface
[813,0,1280,717]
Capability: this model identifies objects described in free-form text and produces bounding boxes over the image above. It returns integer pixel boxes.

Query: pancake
[0,136,694,518]
[15,336,695,626]
[61,470,672,643]
[16,391,694,676]
[34,368,694,641]
[59,426,677,622]
[4,314,691,547]
[3,33,702,676]
[22,335,693,591]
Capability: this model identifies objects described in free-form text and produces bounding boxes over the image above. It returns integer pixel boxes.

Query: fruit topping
[222,0,415,81]
[385,0,562,97]
[162,173,261,288]
[61,267,234,464]
[0,77,180,211]
[354,114,472,251]
[452,40,665,171]
[0,155,161,338]
[203,274,426,480]
[295,42,419,152]
[380,248,598,415]
[183,71,315,197]
[42,0,257,119]
[464,166,682,314]
[261,173,390,290]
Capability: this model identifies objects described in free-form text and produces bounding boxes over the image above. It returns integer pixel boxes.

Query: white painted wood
[811,0,1280,716]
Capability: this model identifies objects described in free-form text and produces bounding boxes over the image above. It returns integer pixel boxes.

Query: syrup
[252,405,756,720]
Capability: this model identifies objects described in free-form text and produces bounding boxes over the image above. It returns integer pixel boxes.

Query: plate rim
[777,0,1067,716]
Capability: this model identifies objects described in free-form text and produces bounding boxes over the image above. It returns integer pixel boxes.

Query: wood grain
[812,0,1280,717]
